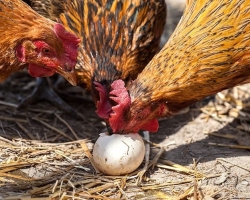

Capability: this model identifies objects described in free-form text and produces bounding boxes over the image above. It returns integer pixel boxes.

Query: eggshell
[92,133,145,175]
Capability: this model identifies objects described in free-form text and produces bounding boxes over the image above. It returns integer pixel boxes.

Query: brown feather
[59,0,166,93]
[30,0,65,20]
[108,0,250,133]
[130,0,250,115]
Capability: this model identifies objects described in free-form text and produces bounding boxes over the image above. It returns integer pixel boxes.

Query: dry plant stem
[54,150,90,171]
[0,116,27,123]
[150,146,166,169]
[27,108,58,114]
[84,180,101,189]
[0,162,39,170]
[0,172,35,181]
[0,167,18,173]
[54,113,80,140]
[30,184,52,195]
[6,197,51,200]
[206,132,237,140]
[85,182,115,194]
[200,108,225,123]
[141,174,221,190]
[178,187,195,200]
[157,159,204,177]
[26,139,88,146]
[79,193,113,200]
[142,136,162,147]
[32,117,74,141]
[0,100,18,108]
[237,124,250,132]
[15,121,36,140]
[52,180,59,193]
[217,158,250,172]
[141,179,193,190]
[116,182,129,200]
[79,140,100,173]
[193,159,198,200]
[0,136,19,146]
[209,142,250,150]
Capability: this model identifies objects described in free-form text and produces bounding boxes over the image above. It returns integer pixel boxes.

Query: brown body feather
[109,0,250,133]
[60,0,166,94]
[30,0,65,20]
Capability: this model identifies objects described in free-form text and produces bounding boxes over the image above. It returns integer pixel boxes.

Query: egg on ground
[92,132,145,175]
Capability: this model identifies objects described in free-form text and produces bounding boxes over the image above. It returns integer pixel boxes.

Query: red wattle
[28,64,54,77]
[140,119,159,133]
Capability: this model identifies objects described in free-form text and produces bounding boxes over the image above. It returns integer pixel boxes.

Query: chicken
[0,0,80,86]
[16,0,85,119]
[18,0,166,122]
[59,0,166,125]
[105,0,250,134]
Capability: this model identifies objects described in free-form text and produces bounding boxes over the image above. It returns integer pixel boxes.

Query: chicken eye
[42,48,51,54]
[137,115,143,120]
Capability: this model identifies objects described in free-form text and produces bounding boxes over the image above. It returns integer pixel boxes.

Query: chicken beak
[55,67,77,86]
[106,122,114,135]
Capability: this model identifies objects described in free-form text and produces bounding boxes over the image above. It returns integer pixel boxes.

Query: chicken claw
[136,131,150,185]
[18,77,84,120]
[135,131,167,185]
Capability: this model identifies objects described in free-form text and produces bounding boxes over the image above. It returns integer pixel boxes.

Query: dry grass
[0,85,250,199]
[0,67,248,200]
[0,134,223,199]
[0,74,249,199]
[2,1,250,198]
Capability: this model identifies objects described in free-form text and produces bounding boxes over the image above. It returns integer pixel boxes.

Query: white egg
[92,132,145,175]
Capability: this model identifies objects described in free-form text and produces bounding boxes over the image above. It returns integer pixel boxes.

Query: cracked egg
[92,132,145,175]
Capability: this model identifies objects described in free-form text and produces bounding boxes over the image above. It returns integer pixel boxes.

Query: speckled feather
[129,0,250,117]
[0,0,63,82]
[59,0,166,94]
[30,0,65,20]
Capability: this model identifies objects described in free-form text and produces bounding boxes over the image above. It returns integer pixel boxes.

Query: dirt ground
[0,1,250,199]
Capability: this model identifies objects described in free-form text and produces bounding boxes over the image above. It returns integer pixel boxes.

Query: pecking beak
[106,122,114,135]
[55,67,77,86]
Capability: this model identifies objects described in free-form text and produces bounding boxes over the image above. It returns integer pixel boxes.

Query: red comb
[109,80,131,133]
[94,82,112,119]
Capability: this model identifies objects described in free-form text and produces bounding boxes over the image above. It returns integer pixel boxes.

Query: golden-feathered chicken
[17,0,80,115]
[60,0,166,121]
[0,0,79,85]
[106,0,250,133]
[24,0,166,123]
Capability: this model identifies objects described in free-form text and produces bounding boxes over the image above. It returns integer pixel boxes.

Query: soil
[0,1,250,199]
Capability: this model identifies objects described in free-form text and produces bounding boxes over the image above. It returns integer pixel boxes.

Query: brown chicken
[16,0,82,117]
[26,0,166,123]
[59,0,166,124]
[105,0,250,134]
[0,0,79,85]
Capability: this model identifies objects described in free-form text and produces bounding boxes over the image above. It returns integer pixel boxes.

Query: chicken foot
[135,131,166,185]
[52,76,93,103]
[18,77,85,120]
[135,131,150,185]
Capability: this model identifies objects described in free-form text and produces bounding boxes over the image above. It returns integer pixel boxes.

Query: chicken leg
[135,131,168,185]
[18,77,85,120]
